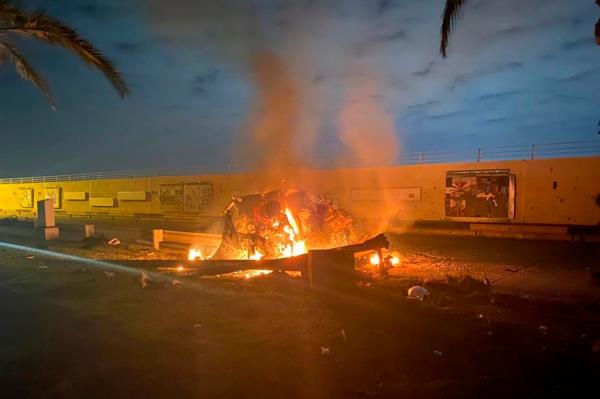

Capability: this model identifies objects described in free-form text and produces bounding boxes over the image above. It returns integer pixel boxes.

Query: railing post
[530,144,536,160]
[418,152,424,164]
[476,148,481,162]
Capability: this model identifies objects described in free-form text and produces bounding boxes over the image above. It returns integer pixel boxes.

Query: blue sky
[0,0,598,176]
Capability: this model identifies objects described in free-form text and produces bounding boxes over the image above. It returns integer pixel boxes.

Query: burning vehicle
[211,188,365,260]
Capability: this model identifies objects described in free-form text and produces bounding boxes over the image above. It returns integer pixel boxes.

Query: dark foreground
[0,234,598,398]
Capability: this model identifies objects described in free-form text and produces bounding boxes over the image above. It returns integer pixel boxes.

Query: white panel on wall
[117,191,147,201]
[90,197,115,207]
[351,187,422,201]
[65,192,87,201]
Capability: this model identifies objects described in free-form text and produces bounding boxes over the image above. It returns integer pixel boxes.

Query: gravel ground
[0,233,598,398]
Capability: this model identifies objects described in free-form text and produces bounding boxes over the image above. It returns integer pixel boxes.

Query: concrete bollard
[84,224,95,238]
[36,199,59,240]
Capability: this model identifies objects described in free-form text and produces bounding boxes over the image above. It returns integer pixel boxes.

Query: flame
[188,248,204,261]
[279,208,308,258]
[369,253,380,266]
[249,250,264,260]
[285,208,300,235]
[390,256,400,266]
[244,270,272,279]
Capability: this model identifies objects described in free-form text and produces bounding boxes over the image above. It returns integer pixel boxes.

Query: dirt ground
[0,233,598,398]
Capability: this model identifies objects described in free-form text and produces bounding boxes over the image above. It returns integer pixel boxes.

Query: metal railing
[1,140,598,184]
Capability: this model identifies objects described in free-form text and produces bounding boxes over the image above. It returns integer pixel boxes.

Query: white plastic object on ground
[408,285,430,301]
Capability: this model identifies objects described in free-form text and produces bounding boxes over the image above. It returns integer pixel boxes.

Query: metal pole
[530,144,536,160]
[476,148,481,162]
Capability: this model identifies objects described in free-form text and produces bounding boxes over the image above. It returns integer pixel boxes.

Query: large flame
[281,208,307,258]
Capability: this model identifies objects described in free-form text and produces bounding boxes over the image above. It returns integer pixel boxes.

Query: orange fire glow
[369,253,380,265]
[244,270,272,279]
[188,248,204,261]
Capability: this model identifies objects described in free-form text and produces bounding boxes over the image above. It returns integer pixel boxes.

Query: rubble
[140,272,150,288]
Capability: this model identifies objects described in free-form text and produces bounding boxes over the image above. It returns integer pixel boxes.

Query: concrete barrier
[152,229,221,251]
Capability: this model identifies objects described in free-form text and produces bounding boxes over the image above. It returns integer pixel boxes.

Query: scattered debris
[320,347,330,355]
[172,279,183,286]
[408,285,430,301]
[26,255,35,260]
[104,271,115,278]
[193,323,203,329]
[107,238,121,246]
[140,272,150,288]
[539,325,548,334]
[504,268,519,273]
[477,313,484,319]
[433,350,443,356]
[340,329,347,343]
[36,265,48,269]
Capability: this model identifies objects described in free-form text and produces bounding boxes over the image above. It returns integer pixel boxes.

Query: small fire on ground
[366,250,401,268]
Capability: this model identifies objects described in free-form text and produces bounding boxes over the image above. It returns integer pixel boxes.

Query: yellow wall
[1,156,598,226]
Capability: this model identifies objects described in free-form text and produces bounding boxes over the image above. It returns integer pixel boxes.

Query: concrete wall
[1,156,598,226]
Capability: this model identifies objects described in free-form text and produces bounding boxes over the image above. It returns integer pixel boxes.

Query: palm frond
[440,0,467,58]
[0,39,55,109]
[0,7,129,97]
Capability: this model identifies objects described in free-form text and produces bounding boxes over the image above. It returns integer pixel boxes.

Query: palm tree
[440,0,600,58]
[0,0,129,109]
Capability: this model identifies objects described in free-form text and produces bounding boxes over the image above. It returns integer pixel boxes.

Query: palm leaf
[0,38,55,109]
[0,4,129,97]
[440,0,468,58]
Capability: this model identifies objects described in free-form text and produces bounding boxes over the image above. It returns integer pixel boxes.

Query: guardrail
[1,140,599,184]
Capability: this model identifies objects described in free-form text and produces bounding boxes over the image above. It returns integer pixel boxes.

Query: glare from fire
[390,256,400,266]
[369,253,380,266]
[188,248,204,261]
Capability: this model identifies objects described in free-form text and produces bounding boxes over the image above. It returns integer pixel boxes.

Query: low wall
[0,157,598,227]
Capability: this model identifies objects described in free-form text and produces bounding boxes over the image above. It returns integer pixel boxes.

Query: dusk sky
[0,0,598,177]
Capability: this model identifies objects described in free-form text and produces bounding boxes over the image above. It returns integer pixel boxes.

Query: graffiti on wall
[160,183,212,212]
[445,170,515,220]
[18,188,34,208]
[159,184,184,211]
[184,183,213,212]
[44,188,62,208]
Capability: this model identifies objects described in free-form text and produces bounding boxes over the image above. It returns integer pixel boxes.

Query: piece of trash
[320,347,330,355]
[433,350,443,356]
[36,265,48,269]
[539,325,548,332]
[104,271,115,278]
[477,314,484,319]
[340,329,347,342]
[504,268,519,273]
[172,279,183,286]
[107,238,121,246]
[487,330,493,336]
[193,323,203,329]
[408,286,430,301]
[140,272,150,288]
[26,255,35,260]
